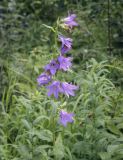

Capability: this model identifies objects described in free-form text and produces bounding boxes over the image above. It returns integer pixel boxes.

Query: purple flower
[58,56,72,71]
[44,60,59,75]
[59,110,74,127]
[63,14,78,29]
[47,81,62,99]
[37,73,51,86]
[59,35,72,54]
[61,82,79,97]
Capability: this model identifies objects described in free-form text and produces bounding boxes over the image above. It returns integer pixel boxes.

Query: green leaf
[35,130,53,142]
[98,152,111,160]
[107,145,119,154]
[42,24,55,32]
[107,122,121,135]
[53,134,65,160]
[33,116,49,125]
[107,144,123,155]
[34,145,51,155]
[21,119,32,130]
[17,144,32,159]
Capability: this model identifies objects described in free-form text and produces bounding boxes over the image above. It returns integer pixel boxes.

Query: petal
[61,46,71,54]
[54,89,59,99]
[60,119,67,127]
[47,90,52,97]
[70,14,77,19]
[50,68,56,75]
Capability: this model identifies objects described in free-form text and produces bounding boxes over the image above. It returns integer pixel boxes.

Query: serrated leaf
[33,116,49,125]
[107,122,121,135]
[21,119,32,130]
[98,152,111,160]
[35,130,53,142]
[53,134,64,160]
[34,145,51,154]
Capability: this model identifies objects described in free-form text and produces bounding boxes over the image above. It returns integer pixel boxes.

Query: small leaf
[42,24,55,32]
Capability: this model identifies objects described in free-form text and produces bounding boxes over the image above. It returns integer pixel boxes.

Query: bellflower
[58,56,72,71]
[44,60,59,75]
[61,82,79,97]
[47,81,62,99]
[63,14,78,29]
[59,35,72,54]
[37,73,51,86]
[59,110,74,127]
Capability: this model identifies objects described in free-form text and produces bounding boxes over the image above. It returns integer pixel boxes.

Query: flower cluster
[37,14,78,127]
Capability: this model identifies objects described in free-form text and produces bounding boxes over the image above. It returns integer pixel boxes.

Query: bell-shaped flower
[47,81,62,99]
[58,56,72,71]
[61,82,79,97]
[59,110,74,127]
[59,35,72,54]
[37,73,51,86]
[63,14,78,29]
[44,60,59,75]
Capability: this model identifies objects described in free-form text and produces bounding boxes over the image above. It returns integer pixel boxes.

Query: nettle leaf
[17,144,32,159]
[50,100,60,115]
[107,144,123,160]
[107,145,119,154]
[72,141,91,155]
[117,122,123,129]
[21,119,32,130]
[53,134,65,160]
[65,147,73,160]
[33,146,48,157]
[33,115,50,125]
[98,152,111,160]
[35,130,53,142]
[33,145,52,158]
[107,144,123,155]
[107,122,121,135]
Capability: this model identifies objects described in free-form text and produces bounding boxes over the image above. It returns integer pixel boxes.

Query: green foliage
[1,0,123,160]
[1,58,123,160]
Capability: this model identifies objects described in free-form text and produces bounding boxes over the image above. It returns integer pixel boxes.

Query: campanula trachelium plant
[37,14,79,127]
